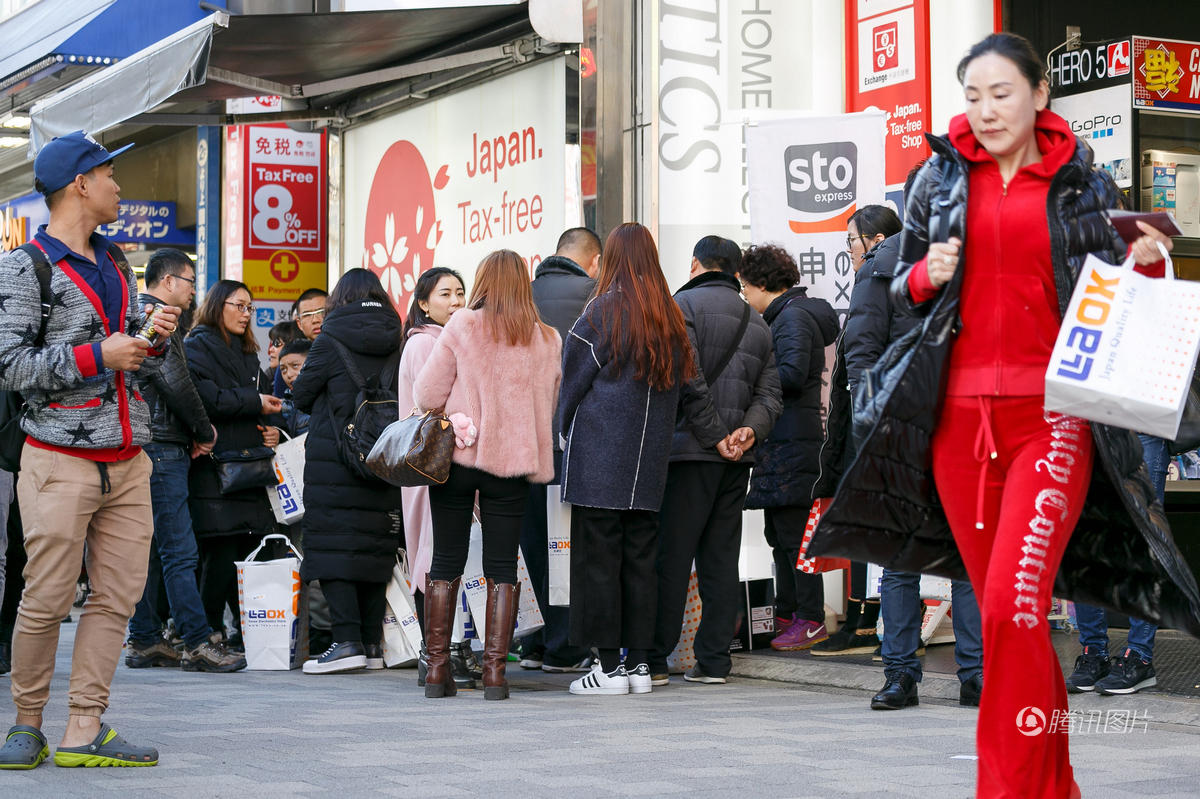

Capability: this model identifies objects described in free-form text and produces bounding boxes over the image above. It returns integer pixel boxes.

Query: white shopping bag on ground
[266,432,307,525]
[237,534,308,670]
[381,550,423,667]
[666,569,702,674]
[547,484,571,606]
[462,520,545,640]
[1045,249,1200,439]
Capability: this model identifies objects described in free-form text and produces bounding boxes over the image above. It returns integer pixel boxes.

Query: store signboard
[746,111,887,319]
[0,192,47,252]
[224,123,328,301]
[343,57,566,313]
[1053,85,1133,188]
[1133,36,1200,115]
[96,200,194,246]
[845,0,930,188]
[657,0,812,288]
[1049,38,1132,94]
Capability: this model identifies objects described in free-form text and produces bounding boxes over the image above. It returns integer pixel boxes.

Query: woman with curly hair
[739,244,839,651]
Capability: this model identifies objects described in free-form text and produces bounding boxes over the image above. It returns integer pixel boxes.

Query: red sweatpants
[932,396,1092,799]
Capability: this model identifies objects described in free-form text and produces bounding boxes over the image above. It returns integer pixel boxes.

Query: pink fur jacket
[413,308,561,483]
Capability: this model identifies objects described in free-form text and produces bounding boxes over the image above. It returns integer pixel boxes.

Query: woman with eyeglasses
[186,280,285,647]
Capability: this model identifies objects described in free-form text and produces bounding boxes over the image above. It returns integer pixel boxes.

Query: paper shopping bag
[381,550,423,667]
[237,534,309,670]
[866,563,952,601]
[266,432,307,525]
[1045,250,1200,439]
[547,484,571,606]
[462,521,545,639]
[797,498,851,574]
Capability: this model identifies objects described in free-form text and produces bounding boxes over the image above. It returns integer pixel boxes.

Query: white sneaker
[626,663,652,694]
[569,664,630,695]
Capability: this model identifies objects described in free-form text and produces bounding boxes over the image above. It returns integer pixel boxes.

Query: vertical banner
[746,112,886,318]
[195,125,222,293]
[343,57,566,315]
[222,125,245,282]
[845,0,930,189]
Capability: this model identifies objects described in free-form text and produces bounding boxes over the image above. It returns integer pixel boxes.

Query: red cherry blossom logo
[362,141,448,313]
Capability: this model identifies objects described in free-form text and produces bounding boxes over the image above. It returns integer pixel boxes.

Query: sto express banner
[746,112,887,321]
[343,57,567,312]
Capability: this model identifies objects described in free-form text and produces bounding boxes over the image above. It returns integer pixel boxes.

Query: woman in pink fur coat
[413,250,561,700]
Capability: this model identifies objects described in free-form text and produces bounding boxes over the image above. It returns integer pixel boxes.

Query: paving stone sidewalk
[0,626,1196,798]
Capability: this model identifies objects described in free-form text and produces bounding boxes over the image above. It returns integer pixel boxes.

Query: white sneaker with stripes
[626,663,652,694]
[569,663,630,695]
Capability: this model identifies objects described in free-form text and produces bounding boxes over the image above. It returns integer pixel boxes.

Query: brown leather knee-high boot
[424,576,460,698]
[482,579,519,700]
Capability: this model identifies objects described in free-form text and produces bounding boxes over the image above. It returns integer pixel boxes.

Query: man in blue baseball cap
[0,130,179,769]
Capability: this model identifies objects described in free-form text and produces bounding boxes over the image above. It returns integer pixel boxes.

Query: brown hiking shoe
[125,638,182,669]
[182,640,247,673]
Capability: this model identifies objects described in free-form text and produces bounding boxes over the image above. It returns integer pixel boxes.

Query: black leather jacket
[134,292,213,448]
[810,131,1200,637]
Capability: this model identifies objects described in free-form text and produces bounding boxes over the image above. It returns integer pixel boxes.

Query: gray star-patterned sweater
[0,244,163,460]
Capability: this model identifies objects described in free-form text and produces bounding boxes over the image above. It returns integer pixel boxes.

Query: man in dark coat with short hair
[517,227,601,673]
[650,236,782,684]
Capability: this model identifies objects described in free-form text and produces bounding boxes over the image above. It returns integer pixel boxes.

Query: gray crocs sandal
[54,723,158,767]
[0,725,49,770]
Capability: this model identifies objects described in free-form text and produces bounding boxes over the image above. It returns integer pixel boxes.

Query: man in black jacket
[126,249,244,673]
[517,227,601,673]
[650,236,782,684]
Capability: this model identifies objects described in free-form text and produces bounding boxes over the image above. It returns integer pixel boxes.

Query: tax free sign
[223,123,328,301]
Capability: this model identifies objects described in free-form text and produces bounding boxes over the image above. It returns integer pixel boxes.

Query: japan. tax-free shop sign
[1133,36,1200,115]
[845,0,931,188]
[342,57,566,314]
[223,124,328,301]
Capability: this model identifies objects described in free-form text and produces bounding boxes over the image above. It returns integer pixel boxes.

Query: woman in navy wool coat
[557,223,695,696]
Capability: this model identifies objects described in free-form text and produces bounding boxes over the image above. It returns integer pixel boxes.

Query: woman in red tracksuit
[904,35,1172,798]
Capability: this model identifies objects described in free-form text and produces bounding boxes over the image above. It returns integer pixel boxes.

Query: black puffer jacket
[185,325,281,538]
[135,291,214,448]
[809,131,1200,637]
[842,235,920,394]
[531,255,595,341]
[745,287,838,510]
[291,300,403,583]
[673,271,782,464]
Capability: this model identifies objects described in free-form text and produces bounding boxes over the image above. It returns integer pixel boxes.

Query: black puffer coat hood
[809,130,1200,637]
[291,300,404,583]
[745,287,838,511]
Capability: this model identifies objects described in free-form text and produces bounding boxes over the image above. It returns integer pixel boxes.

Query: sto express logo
[784,142,859,233]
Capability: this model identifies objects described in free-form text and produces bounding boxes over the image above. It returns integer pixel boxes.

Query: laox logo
[247,609,288,620]
[1053,267,1120,381]
[784,142,858,215]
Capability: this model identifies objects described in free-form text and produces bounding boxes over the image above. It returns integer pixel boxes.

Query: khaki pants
[12,445,153,718]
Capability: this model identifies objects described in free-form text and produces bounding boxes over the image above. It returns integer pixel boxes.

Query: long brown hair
[193,279,259,354]
[468,250,552,346]
[595,223,695,390]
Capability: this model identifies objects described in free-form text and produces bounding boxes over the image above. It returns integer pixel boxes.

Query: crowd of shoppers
[0,33,1195,799]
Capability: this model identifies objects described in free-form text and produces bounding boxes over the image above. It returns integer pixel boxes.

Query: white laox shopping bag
[547,484,571,606]
[1045,249,1200,440]
[462,521,545,639]
[266,432,307,525]
[381,551,423,667]
[236,534,308,670]
[865,563,952,601]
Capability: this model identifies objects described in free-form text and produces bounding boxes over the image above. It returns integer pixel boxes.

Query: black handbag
[211,446,277,494]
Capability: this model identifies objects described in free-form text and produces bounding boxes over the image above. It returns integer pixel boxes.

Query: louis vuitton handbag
[366,408,455,487]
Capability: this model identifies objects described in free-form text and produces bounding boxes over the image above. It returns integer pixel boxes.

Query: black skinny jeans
[321,579,387,645]
[427,464,527,585]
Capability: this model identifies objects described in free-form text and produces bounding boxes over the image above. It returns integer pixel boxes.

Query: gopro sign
[784,142,858,214]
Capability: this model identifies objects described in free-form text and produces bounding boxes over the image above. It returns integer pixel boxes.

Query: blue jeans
[1074,434,1167,662]
[129,442,213,649]
[880,570,983,684]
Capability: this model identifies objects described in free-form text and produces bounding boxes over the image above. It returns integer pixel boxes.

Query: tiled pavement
[0,626,1196,797]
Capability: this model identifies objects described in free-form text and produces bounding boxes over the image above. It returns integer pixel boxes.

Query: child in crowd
[279,338,312,436]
